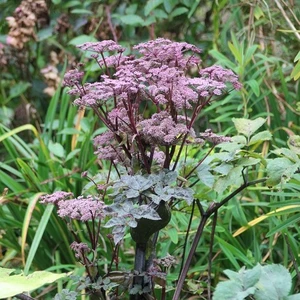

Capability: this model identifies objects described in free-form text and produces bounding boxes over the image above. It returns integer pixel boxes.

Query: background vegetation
[0,0,300,299]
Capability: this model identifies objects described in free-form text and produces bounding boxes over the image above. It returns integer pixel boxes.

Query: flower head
[77,40,125,53]
[138,111,189,146]
[200,129,232,145]
[70,242,91,259]
[57,195,106,221]
[40,191,73,205]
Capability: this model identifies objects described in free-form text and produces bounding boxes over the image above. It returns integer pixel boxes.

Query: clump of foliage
[213,263,300,300]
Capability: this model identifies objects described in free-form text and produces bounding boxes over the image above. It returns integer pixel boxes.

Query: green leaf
[152,8,168,19]
[37,27,53,41]
[254,5,264,19]
[272,147,299,162]
[291,60,300,81]
[232,117,266,138]
[57,128,81,135]
[254,264,291,300]
[0,268,68,298]
[48,140,65,158]
[144,0,164,16]
[294,51,300,62]
[266,158,299,186]
[170,7,189,18]
[228,41,243,65]
[144,15,156,26]
[71,9,92,15]
[68,35,97,46]
[288,135,300,155]
[197,163,214,188]
[209,49,237,70]
[9,82,31,100]
[213,280,256,300]
[214,165,243,194]
[246,79,260,97]
[24,205,54,275]
[248,130,272,145]
[168,227,178,244]
[163,0,178,13]
[120,15,144,26]
[266,213,300,237]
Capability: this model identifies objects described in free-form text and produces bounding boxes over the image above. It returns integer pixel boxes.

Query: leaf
[9,82,31,100]
[0,268,68,298]
[288,135,300,155]
[291,60,300,81]
[254,264,292,300]
[228,41,243,65]
[213,279,256,300]
[254,5,264,19]
[168,227,178,244]
[170,7,189,18]
[24,205,54,275]
[57,128,81,135]
[240,264,261,289]
[272,148,299,162]
[163,0,177,13]
[209,49,237,70]
[68,35,97,46]
[196,163,214,187]
[37,27,53,41]
[120,15,144,26]
[246,79,260,97]
[266,158,299,186]
[233,205,300,237]
[214,165,243,194]
[144,0,164,16]
[294,51,300,62]
[248,130,272,145]
[232,117,266,138]
[71,9,92,15]
[266,213,300,237]
[48,140,65,158]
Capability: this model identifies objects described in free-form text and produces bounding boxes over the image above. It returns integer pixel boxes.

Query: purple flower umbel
[63,38,241,172]
[57,195,106,221]
[40,191,73,205]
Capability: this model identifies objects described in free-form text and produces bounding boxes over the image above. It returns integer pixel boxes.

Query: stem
[208,211,218,300]
[184,146,215,181]
[172,177,267,300]
[179,200,195,276]
[172,214,209,300]
[130,243,147,300]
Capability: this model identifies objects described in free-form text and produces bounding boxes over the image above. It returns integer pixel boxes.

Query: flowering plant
[41,38,258,300]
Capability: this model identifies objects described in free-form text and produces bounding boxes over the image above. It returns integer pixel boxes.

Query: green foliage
[0,267,69,298]
[213,264,300,300]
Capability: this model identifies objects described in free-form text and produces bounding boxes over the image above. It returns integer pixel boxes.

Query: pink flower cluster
[57,195,106,221]
[63,38,240,170]
[138,111,189,146]
[40,191,73,205]
[40,193,106,221]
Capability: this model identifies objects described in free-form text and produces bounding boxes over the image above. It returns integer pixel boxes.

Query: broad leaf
[266,158,299,186]
[254,264,292,300]
[232,117,266,138]
[0,268,68,298]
